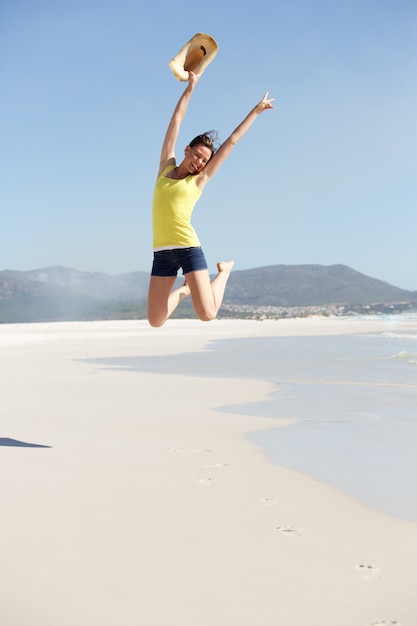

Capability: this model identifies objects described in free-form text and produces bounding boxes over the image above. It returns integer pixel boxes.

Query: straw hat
[169,33,219,81]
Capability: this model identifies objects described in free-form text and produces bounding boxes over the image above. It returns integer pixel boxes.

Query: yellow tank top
[152,165,202,250]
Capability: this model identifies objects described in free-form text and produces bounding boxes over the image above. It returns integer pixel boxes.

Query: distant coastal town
[219,301,417,320]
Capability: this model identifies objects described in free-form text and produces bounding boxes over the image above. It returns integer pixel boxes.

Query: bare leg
[186,260,234,322]
[147,276,191,327]
[147,261,234,327]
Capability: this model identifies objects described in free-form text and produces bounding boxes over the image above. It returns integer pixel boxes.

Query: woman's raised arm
[196,92,274,188]
[158,72,201,176]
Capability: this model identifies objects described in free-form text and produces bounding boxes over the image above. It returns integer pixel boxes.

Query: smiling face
[184,143,213,175]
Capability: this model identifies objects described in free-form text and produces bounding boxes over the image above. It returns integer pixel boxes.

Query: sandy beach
[1,317,416,626]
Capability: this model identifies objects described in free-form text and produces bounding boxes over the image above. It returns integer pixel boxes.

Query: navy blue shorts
[151,247,208,277]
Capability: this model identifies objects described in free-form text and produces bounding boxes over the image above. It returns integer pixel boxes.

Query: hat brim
[169,33,219,81]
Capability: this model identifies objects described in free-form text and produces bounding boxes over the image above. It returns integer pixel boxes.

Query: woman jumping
[147,71,274,327]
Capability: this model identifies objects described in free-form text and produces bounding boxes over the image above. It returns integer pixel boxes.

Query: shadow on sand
[0,438,52,448]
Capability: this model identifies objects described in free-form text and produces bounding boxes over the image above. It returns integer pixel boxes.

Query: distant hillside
[5,267,150,301]
[0,264,416,323]
[223,264,417,306]
[0,269,148,323]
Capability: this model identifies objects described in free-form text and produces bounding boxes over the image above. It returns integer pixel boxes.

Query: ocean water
[241,321,417,523]
[87,314,417,522]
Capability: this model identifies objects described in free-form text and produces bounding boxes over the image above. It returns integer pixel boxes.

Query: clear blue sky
[2,0,416,290]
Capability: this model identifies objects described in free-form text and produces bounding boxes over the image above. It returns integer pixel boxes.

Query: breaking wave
[387,351,417,365]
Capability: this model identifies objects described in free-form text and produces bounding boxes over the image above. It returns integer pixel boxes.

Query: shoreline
[1,318,417,625]
[2,311,416,343]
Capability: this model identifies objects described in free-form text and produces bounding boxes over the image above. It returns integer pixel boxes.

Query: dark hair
[189,130,221,159]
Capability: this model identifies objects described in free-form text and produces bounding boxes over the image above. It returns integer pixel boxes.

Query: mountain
[223,264,417,306]
[5,267,150,301]
[0,264,416,323]
[0,268,149,323]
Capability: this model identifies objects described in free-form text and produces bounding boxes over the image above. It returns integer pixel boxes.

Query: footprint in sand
[197,478,214,486]
[275,526,302,537]
[261,497,279,507]
[356,563,381,580]
[203,462,231,468]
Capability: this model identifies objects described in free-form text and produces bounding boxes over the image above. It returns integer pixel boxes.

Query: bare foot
[180,281,191,297]
[217,260,235,274]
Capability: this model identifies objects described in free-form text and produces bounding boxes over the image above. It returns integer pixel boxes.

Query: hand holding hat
[169,33,219,81]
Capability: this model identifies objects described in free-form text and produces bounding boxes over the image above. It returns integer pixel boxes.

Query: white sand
[1,318,416,626]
